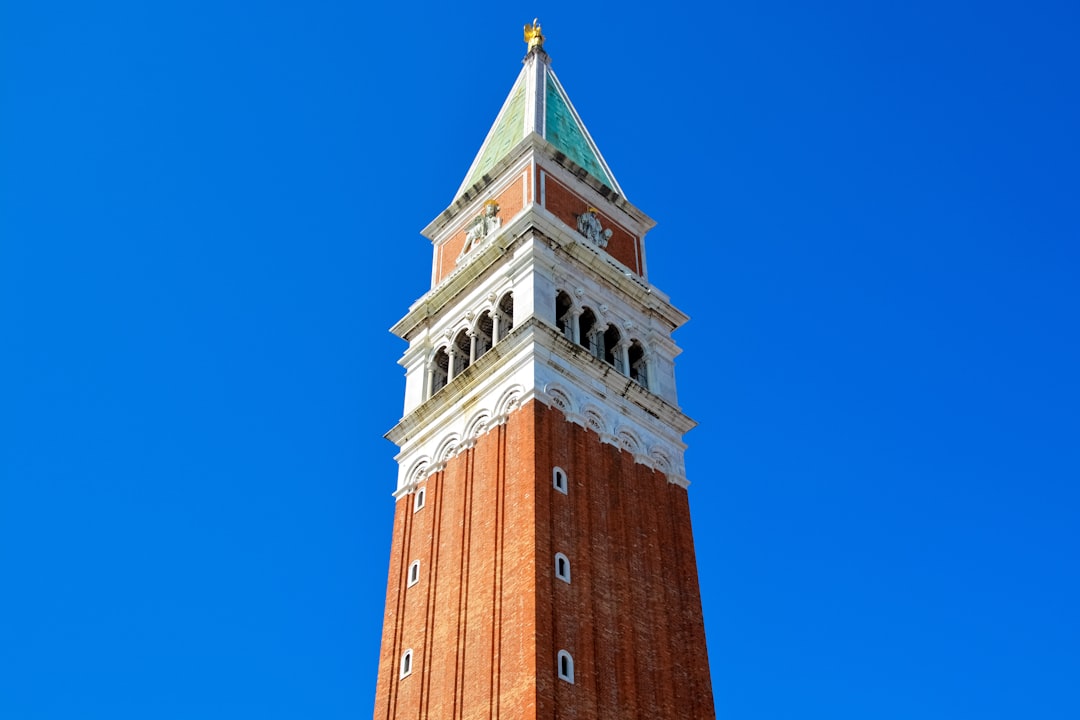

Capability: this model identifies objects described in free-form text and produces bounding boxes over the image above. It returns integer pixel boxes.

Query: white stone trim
[554,552,571,583]
[435,434,460,463]
[552,466,568,494]
[557,650,574,683]
[424,135,653,251]
[545,66,624,197]
[453,63,531,200]
[393,205,696,496]
[388,322,691,492]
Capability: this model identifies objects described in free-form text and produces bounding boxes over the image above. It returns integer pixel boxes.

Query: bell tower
[374,21,715,719]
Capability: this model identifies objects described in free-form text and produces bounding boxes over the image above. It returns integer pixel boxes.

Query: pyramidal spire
[454,20,625,200]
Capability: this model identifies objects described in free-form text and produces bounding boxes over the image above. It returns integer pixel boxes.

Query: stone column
[590,324,607,360]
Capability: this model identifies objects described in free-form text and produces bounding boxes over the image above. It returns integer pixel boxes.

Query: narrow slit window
[400,649,413,678]
[553,467,568,494]
[557,650,574,683]
[413,487,426,512]
[408,560,420,587]
[555,552,571,583]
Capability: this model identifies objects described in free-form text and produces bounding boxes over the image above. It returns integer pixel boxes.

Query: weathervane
[524,18,544,52]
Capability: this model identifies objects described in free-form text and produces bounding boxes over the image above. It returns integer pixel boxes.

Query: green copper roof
[544,69,614,188]
[456,50,623,200]
[464,76,527,190]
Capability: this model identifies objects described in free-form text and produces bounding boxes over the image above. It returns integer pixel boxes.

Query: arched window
[498,292,514,337]
[400,649,414,678]
[603,325,622,371]
[408,560,420,587]
[431,347,449,395]
[475,311,494,359]
[413,487,426,512]
[453,329,472,376]
[557,650,574,683]
[555,552,571,583]
[552,466,568,494]
[578,308,597,355]
[628,340,648,388]
[555,291,575,342]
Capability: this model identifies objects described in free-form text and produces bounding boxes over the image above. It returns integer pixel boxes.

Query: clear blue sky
[2,2,1078,718]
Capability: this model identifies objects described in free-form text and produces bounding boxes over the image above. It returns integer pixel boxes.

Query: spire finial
[524,18,544,52]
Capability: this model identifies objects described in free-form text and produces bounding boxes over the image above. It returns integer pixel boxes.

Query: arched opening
[552,466,568,494]
[453,329,471,377]
[475,311,494,359]
[431,347,449,395]
[497,292,514,338]
[603,324,622,371]
[629,340,648,388]
[555,291,575,342]
[557,650,574,683]
[578,308,597,355]
[555,552,571,583]
[400,649,413,678]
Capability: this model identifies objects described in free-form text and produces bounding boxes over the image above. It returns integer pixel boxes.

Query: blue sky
[2,1,1078,718]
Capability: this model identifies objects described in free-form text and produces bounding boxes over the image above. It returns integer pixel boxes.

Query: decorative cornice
[427,134,650,244]
[396,210,685,351]
[387,318,694,494]
[391,214,534,342]
[527,211,687,331]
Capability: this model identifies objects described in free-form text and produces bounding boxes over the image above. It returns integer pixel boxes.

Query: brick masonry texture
[435,174,529,285]
[373,400,714,719]
[540,173,641,275]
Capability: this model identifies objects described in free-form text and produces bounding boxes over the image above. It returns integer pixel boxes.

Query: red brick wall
[532,401,715,720]
[373,410,540,720]
[434,173,529,285]
[373,400,714,719]
[541,174,642,275]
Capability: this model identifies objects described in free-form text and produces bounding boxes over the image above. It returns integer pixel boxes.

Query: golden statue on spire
[524,18,544,51]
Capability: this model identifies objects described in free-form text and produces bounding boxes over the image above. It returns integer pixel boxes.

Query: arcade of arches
[555,290,649,389]
[429,292,515,396]
[427,289,652,400]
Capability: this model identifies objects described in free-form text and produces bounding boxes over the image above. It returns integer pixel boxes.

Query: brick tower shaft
[374,21,715,719]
